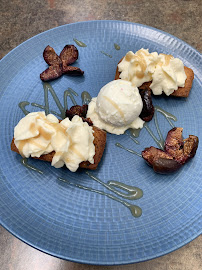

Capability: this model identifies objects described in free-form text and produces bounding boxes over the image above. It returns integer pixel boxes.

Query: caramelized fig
[82,117,93,126]
[43,45,62,66]
[142,146,172,165]
[40,45,84,81]
[65,105,92,126]
[60,45,79,69]
[66,104,88,118]
[142,127,199,174]
[62,66,84,76]
[138,81,151,91]
[164,127,183,160]
[183,135,199,160]
[142,146,181,174]
[139,89,154,122]
[66,105,88,119]
[152,158,182,174]
[165,127,199,164]
[40,65,63,81]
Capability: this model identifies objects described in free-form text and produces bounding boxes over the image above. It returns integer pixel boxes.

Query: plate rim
[0,20,201,64]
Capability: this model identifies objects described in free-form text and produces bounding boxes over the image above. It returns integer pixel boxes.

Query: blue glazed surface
[0,21,201,265]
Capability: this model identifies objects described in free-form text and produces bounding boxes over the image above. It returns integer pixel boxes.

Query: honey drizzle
[103,95,125,121]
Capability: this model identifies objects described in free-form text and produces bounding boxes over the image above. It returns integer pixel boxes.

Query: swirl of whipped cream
[51,116,95,172]
[14,112,95,172]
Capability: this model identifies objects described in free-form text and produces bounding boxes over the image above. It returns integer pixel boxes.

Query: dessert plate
[0,21,201,265]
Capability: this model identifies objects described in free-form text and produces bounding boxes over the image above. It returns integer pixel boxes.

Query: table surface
[0,0,201,269]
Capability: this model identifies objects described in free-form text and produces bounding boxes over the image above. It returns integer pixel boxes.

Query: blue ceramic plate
[0,21,201,265]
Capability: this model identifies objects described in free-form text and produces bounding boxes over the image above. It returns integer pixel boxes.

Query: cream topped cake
[118,49,187,96]
[14,111,95,172]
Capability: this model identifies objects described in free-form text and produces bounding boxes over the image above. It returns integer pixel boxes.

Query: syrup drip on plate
[125,131,140,144]
[114,43,120,50]
[116,106,177,152]
[19,83,79,120]
[86,171,143,200]
[115,143,142,157]
[73,38,87,47]
[18,101,30,115]
[58,176,142,218]
[21,158,43,174]
[81,91,92,105]
[100,51,112,58]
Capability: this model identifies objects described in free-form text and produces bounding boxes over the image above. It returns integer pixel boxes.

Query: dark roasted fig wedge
[183,135,199,160]
[60,45,79,69]
[142,146,172,165]
[142,146,181,174]
[164,127,183,161]
[142,127,198,174]
[139,89,154,122]
[40,45,84,81]
[66,105,88,119]
[62,66,84,76]
[43,45,62,66]
[152,158,182,174]
[40,65,63,81]
[165,127,199,164]
[81,117,93,126]
[65,105,92,126]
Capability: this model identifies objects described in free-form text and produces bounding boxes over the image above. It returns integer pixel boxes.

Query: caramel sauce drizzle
[126,51,173,80]
[134,51,147,79]
[159,54,173,67]
[125,53,133,62]
[103,95,125,121]
[69,145,85,160]
[126,50,147,80]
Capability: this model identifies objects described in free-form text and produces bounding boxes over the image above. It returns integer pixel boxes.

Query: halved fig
[81,117,93,126]
[165,127,199,164]
[43,45,62,66]
[142,146,173,165]
[142,127,199,174]
[142,146,181,174]
[60,45,79,69]
[139,89,154,122]
[40,45,84,81]
[62,66,84,76]
[40,65,63,81]
[65,105,93,126]
[152,158,182,174]
[66,104,88,119]
[183,135,199,160]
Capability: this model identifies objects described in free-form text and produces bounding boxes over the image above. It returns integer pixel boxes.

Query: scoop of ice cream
[87,80,144,135]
